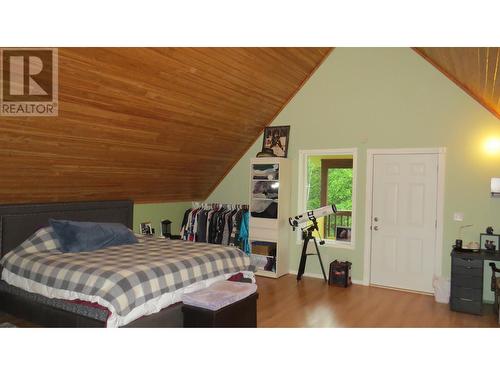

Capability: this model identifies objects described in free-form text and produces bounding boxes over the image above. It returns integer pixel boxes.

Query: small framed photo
[140,222,154,236]
[261,126,290,158]
[480,233,499,251]
[336,226,351,242]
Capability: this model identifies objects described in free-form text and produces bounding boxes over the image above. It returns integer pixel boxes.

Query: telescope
[288,204,337,228]
[288,204,337,283]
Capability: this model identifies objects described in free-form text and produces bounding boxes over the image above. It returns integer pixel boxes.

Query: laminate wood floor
[0,274,498,327]
[0,311,38,327]
[255,274,499,327]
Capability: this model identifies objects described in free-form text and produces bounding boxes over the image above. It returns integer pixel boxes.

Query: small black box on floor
[182,293,258,328]
[328,260,352,287]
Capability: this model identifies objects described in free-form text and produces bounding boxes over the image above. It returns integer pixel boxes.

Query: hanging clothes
[221,210,233,245]
[179,204,249,252]
[238,210,250,255]
[196,209,209,242]
[230,209,243,248]
[180,208,191,240]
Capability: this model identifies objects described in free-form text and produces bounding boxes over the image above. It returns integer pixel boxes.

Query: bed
[0,200,252,327]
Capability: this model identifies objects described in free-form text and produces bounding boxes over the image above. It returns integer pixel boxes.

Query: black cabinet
[450,251,484,315]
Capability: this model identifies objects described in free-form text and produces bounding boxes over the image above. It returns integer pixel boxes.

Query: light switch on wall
[453,212,464,221]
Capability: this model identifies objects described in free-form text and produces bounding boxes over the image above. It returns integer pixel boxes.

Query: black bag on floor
[328,260,352,287]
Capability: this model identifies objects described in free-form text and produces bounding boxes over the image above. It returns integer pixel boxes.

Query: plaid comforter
[0,228,250,317]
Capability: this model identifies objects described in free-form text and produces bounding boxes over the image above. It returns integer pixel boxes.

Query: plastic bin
[433,276,450,303]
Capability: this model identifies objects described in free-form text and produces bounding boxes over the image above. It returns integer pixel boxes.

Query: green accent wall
[207,48,500,301]
[133,202,190,237]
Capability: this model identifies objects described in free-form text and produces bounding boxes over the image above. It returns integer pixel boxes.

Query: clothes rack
[180,203,250,254]
[193,202,249,210]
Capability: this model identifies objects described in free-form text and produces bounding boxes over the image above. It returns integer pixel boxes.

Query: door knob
[373,226,379,231]
[373,217,379,222]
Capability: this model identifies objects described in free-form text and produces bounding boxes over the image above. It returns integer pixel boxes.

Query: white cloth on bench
[182,280,257,311]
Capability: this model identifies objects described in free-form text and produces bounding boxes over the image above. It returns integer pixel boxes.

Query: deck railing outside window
[325,210,352,240]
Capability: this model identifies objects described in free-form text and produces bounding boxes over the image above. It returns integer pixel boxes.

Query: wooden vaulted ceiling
[0,48,332,204]
[2,47,499,205]
[414,48,500,119]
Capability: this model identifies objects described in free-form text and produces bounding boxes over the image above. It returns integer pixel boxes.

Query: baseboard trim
[288,270,365,285]
[369,283,434,296]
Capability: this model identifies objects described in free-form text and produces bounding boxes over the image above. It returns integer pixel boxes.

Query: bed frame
[0,200,183,328]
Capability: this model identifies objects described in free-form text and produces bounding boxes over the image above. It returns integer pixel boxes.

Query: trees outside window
[305,154,354,241]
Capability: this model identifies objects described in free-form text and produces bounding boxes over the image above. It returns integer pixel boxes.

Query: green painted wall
[133,202,190,236]
[207,48,500,301]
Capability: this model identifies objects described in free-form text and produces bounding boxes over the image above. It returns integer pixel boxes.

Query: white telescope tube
[288,204,337,227]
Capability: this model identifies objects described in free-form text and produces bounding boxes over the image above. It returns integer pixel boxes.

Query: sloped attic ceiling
[414,48,500,119]
[0,48,332,204]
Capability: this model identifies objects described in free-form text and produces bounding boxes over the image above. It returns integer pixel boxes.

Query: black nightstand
[450,250,484,315]
[450,249,500,315]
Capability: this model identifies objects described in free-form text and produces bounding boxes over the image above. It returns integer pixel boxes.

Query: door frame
[362,148,446,287]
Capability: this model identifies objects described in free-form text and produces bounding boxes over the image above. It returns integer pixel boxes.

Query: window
[298,149,357,248]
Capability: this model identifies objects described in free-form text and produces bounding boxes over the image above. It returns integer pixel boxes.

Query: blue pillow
[49,219,138,253]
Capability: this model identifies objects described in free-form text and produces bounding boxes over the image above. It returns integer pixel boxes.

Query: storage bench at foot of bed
[182,292,258,328]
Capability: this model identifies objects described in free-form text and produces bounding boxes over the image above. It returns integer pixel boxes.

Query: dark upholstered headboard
[0,200,133,257]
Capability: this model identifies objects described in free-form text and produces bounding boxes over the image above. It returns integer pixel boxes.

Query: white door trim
[362,148,446,287]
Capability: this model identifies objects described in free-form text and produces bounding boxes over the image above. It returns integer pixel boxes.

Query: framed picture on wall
[480,233,500,251]
[140,222,154,236]
[261,126,290,158]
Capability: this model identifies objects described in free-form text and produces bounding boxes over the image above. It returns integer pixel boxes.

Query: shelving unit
[249,157,290,278]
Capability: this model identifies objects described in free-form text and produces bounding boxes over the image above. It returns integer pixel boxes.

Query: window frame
[297,148,358,249]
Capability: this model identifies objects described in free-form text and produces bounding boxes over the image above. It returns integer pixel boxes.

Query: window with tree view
[305,152,355,243]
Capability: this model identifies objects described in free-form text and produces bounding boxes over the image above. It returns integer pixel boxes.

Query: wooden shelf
[255,269,277,278]
[249,157,290,278]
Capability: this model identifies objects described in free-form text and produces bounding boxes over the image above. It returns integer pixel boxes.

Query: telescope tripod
[296,219,327,282]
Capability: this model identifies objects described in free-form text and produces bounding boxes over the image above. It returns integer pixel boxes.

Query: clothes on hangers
[196,209,209,242]
[230,209,244,248]
[238,210,250,255]
[221,210,232,245]
[179,204,249,251]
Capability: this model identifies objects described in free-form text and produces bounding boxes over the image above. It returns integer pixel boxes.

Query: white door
[370,153,438,293]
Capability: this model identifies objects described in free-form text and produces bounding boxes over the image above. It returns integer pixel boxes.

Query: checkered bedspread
[0,228,251,317]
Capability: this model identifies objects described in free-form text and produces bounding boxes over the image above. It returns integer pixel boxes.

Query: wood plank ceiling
[0,48,332,204]
[414,48,500,119]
